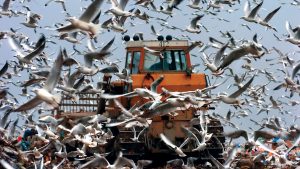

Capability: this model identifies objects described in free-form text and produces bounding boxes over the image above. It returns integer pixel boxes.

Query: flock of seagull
[0,0,300,168]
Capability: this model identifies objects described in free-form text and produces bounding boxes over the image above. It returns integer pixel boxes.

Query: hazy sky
[0,0,299,139]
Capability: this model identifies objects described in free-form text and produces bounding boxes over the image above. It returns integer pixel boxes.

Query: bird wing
[14,97,43,112]
[160,133,176,149]
[79,155,109,169]
[248,1,263,18]
[291,61,300,80]
[150,25,158,36]
[150,75,164,93]
[0,160,14,169]
[2,0,10,11]
[294,27,300,39]
[61,1,67,11]
[113,99,134,118]
[190,15,203,29]
[209,37,224,48]
[56,24,77,33]
[84,53,94,68]
[169,0,184,8]
[118,0,129,10]
[181,126,202,145]
[110,0,119,8]
[98,66,119,74]
[214,42,228,67]
[0,62,9,77]
[114,157,136,169]
[285,21,295,37]
[263,6,281,23]
[217,46,249,70]
[99,37,115,55]
[7,36,25,58]
[79,0,104,22]
[243,0,250,16]
[100,91,137,99]
[208,153,225,169]
[229,74,254,98]
[269,96,278,106]
[44,49,63,92]
[24,35,46,61]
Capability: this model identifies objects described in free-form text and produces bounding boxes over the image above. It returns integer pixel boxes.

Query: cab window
[144,50,187,72]
[132,52,140,74]
[126,51,141,74]
[144,52,162,71]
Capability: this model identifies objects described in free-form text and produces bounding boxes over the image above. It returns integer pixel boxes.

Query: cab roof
[126,40,189,48]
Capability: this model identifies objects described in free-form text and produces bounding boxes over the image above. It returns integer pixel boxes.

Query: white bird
[159,0,184,16]
[21,11,42,28]
[160,133,187,157]
[217,74,255,105]
[57,0,104,38]
[201,42,228,75]
[45,0,67,12]
[106,0,133,17]
[14,49,63,111]
[8,34,46,65]
[241,0,263,23]
[187,0,202,10]
[0,0,12,16]
[285,21,300,46]
[186,14,204,34]
[257,6,281,31]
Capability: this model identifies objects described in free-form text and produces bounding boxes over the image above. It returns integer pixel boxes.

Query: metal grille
[58,92,100,113]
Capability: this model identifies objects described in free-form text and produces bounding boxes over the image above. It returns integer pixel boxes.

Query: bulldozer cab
[125,40,191,74]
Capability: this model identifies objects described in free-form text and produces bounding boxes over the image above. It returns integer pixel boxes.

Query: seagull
[106,0,133,17]
[57,0,104,38]
[257,6,281,31]
[285,21,300,46]
[186,14,204,34]
[0,0,12,16]
[159,0,184,16]
[13,49,63,111]
[58,123,88,136]
[160,133,187,157]
[223,129,248,143]
[187,0,202,10]
[253,130,278,141]
[241,0,263,23]
[217,74,255,105]
[217,42,265,71]
[45,0,67,12]
[135,0,156,10]
[181,126,208,152]
[8,34,46,64]
[21,11,42,29]
[201,42,228,75]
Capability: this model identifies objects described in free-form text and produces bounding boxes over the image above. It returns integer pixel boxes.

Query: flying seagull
[160,133,187,157]
[14,49,64,111]
[57,0,104,38]
[241,0,263,23]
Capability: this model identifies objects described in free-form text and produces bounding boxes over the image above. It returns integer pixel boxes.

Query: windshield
[144,50,187,72]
